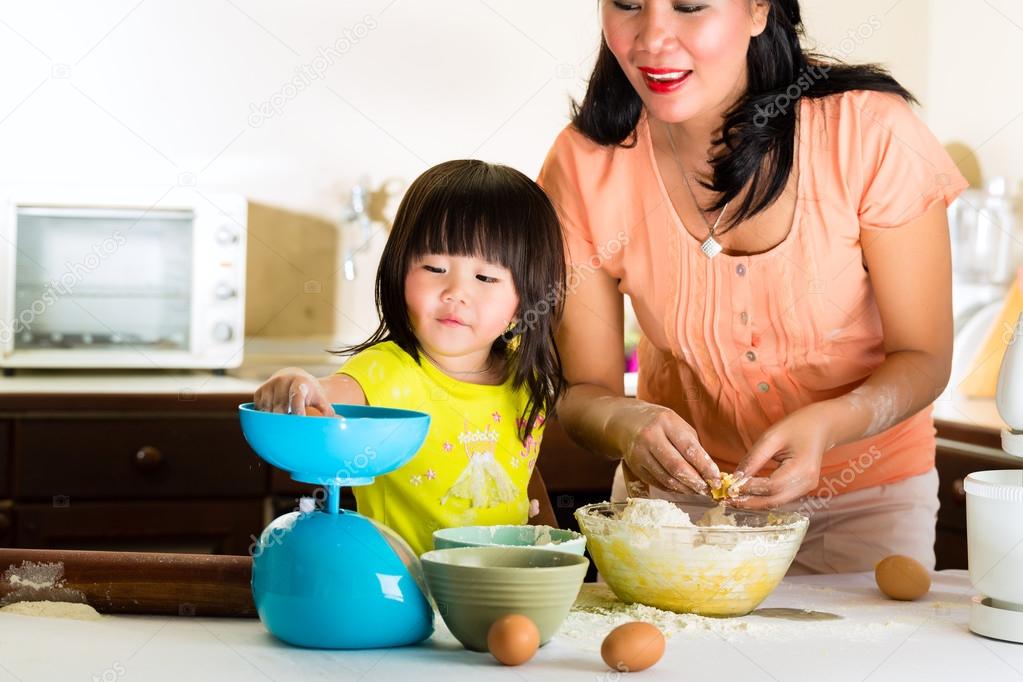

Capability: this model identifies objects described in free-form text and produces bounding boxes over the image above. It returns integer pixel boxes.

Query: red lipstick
[638,67,692,94]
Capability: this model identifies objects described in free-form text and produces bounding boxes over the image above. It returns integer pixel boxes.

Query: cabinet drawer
[0,421,9,498]
[13,417,267,500]
[15,499,263,555]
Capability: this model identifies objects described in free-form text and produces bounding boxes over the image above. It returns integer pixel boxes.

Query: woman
[538,0,966,573]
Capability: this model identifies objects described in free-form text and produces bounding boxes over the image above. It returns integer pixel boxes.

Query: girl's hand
[731,402,839,509]
[254,367,337,416]
[614,401,720,496]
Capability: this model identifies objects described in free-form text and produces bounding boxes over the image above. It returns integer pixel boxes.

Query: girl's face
[404,253,519,363]
[601,0,769,125]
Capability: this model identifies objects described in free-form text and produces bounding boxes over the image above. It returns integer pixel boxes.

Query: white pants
[610,464,940,574]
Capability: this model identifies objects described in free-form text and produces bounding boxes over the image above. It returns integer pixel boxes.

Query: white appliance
[966,312,1023,643]
[948,178,1021,334]
[0,187,247,371]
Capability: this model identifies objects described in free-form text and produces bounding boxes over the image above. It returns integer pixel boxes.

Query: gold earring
[505,322,521,353]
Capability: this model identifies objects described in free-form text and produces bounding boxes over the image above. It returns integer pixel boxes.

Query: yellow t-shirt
[338,341,543,555]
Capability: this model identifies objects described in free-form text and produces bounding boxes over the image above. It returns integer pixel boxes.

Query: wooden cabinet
[13,416,265,500]
[0,393,268,554]
[0,501,12,547]
[14,499,263,555]
[0,420,9,498]
[534,417,618,533]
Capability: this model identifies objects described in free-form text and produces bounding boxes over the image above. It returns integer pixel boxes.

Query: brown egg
[305,406,323,417]
[601,621,665,673]
[875,554,931,601]
[487,614,540,666]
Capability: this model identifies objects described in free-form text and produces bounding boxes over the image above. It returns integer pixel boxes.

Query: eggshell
[305,406,323,417]
[487,614,540,666]
[875,555,931,601]
[601,621,665,673]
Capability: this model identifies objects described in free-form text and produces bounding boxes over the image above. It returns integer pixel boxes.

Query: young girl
[253,159,567,555]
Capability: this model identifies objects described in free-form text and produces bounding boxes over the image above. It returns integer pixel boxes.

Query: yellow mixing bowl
[575,499,808,617]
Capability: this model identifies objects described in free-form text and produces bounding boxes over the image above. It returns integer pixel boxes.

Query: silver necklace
[664,123,730,259]
[421,348,495,376]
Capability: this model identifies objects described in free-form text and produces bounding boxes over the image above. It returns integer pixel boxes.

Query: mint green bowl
[432,525,586,555]
[421,546,589,652]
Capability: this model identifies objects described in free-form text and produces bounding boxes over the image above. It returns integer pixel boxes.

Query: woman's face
[601,0,770,125]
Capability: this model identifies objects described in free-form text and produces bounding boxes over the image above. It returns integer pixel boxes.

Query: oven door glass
[13,207,193,351]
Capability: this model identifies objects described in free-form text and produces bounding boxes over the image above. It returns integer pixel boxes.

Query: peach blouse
[538,90,967,496]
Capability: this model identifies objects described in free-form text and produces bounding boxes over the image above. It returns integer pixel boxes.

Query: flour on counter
[560,584,912,645]
[1,560,87,606]
[0,600,102,621]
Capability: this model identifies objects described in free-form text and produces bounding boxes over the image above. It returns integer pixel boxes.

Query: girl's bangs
[407,198,525,270]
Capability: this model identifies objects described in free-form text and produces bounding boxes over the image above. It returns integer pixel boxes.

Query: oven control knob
[216,226,239,246]
[214,282,237,300]
[212,322,234,343]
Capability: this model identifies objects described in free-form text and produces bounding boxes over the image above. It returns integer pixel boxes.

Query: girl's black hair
[572,0,916,230]
[334,160,566,441]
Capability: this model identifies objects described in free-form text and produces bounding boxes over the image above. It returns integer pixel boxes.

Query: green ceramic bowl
[432,525,587,555]
[420,546,589,652]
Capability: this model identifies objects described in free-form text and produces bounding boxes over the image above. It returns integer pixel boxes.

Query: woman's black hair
[572,0,916,229]
[333,160,566,441]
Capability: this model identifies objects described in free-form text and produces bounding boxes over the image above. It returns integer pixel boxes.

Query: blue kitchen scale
[238,403,434,649]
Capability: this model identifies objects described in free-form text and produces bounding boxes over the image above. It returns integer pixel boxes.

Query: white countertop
[0,370,262,396]
[0,570,1019,681]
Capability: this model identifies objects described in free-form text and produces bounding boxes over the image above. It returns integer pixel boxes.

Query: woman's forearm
[823,349,951,449]
[558,384,627,459]
[557,383,666,461]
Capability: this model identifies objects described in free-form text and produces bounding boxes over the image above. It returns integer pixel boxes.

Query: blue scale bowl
[251,508,434,649]
[238,402,430,485]
[239,402,435,649]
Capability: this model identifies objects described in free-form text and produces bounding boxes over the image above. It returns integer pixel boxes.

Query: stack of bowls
[432,524,586,555]
[420,546,588,651]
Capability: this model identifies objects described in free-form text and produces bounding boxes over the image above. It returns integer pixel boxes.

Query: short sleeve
[336,344,401,407]
[853,91,968,229]
[537,127,599,266]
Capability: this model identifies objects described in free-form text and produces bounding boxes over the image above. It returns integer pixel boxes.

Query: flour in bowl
[618,498,694,527]
[617,497,737,528]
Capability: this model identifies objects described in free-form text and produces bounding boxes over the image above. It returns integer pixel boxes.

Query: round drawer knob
[952,478,966,503]
[135,446,165,472]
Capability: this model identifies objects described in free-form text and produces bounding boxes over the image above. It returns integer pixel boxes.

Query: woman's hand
[613,400,721,497]
[254,367,337,416]
[731,402,840,509]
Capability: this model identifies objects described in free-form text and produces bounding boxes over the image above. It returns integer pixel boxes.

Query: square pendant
[700,235,723,258]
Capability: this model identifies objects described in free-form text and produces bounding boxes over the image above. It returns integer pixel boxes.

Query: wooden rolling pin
[0,548,256,617]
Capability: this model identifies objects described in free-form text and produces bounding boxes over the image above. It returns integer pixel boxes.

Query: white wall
[0,1,1011,342]
[927,0,1023,196]
[800,0,931,110]
[0,0,599,216]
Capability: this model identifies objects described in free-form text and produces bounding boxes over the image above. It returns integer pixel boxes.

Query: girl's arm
[735,201,953,508]
[254,368,367,415]
[527,467,558,528]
